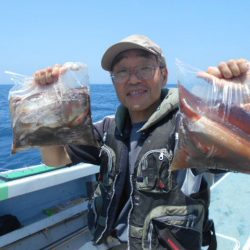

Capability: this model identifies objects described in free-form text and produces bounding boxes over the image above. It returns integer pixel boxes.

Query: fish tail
[180,97,201,122]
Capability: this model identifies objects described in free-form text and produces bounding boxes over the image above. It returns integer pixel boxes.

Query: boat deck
[210,173,250,250]
[0,165,249,250]
[41,172,250,250]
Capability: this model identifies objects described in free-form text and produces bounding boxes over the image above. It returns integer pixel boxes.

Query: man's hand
[41,146,72,167]
[207,58,248,79]
[198,59,249,88]
[34,64,65,86]
[33,62,83,86]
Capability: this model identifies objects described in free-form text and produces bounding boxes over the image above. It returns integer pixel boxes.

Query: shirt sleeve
[65,116,115,165]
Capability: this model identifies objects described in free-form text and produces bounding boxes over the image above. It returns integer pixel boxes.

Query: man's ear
[161,67,168,86]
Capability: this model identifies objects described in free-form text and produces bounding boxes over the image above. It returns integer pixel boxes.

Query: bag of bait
[7,62,99,153]
[170,60,250,174]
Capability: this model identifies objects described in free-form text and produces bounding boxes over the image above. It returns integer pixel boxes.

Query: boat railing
[0,163,99,248]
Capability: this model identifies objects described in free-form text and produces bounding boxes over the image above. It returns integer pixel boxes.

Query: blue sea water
[0,83,177,170]
[0,84,119,170]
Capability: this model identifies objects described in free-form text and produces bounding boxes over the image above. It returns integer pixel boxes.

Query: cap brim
[101,42,157,71]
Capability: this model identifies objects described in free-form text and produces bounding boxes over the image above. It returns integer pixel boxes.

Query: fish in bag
[7,62,99,153]
[170,60,250,174]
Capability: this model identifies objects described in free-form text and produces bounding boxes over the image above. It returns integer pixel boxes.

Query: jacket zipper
[140,148,173,171]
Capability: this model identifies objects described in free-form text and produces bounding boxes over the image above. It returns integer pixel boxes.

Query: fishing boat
[0,163,97,249]
[0,163,249,250]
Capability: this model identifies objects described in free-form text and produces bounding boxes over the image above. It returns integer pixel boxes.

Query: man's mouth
[127,89,147,97]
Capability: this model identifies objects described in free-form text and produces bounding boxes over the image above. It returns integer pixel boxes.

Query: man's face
[111,49,167,123]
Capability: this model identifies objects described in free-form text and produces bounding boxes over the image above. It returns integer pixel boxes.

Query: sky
[1,0,250,84]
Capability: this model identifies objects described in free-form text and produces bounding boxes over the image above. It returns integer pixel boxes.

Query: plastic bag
[170,60,250,174]
[7,62,99,153]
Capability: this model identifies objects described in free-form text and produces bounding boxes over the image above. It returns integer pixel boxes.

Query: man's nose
[128,70,141,84]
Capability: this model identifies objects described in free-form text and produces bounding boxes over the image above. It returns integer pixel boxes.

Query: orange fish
[179,84,250,135]
[171,89,250,174]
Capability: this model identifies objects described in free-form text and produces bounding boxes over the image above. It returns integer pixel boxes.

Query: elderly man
[34,34,248,249]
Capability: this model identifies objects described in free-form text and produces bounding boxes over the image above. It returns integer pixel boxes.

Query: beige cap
[101,34,166,71]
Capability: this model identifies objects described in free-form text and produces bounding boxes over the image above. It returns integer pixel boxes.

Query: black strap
[191,179,217,250]
[202,219,217,250]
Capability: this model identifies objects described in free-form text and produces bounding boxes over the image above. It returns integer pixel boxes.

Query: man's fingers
[211,59,249,80]
[51,66,61,82]
[227,60,241,77]
[39,71,47,85]
[34,65,62,86]
[227,58,249,77]
[33,63,79,86]
[218,62,233,79]
[45,68,54,83]
[207,66,222,78]
[207,59,249,80]
[238,58,249,74]
[34,70,47,85]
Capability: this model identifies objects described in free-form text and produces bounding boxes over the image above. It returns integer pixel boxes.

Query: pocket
[99,144,117,185]
[88,145,116,234]
[136,148,173,192]
[153,221,187,250]
[87,182,114,237]
[142,204,205,250]
[153,217,201,250]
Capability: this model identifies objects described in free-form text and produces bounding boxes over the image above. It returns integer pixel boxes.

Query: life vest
[87,89,216,250]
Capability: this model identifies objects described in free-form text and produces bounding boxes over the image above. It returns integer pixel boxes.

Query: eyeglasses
[111,65,159,84]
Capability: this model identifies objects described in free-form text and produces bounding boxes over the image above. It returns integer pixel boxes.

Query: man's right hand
[34,64,64,86]
[33,64,73,166]
[41,146,72,167]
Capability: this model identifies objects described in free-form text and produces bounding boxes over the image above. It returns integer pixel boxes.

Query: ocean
[0,84,119,170]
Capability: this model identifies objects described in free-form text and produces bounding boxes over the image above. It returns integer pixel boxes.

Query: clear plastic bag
[7,62,99,153]
[170,60,250,174]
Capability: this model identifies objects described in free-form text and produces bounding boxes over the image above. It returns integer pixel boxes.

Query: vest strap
[202,219,217,250]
